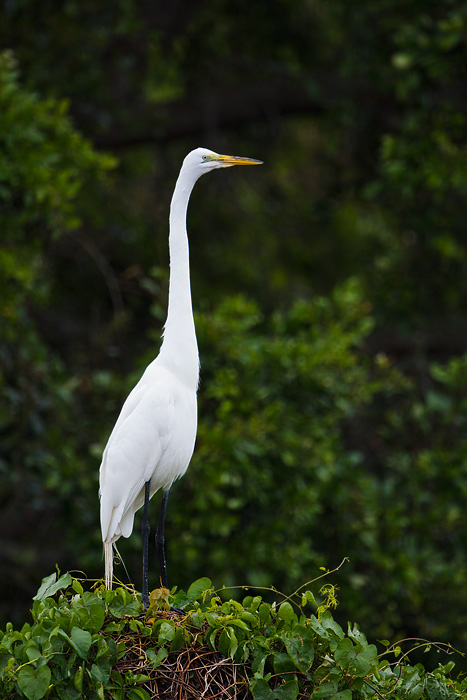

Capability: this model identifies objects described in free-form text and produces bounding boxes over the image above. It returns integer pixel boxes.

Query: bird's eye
[202,155,208,161]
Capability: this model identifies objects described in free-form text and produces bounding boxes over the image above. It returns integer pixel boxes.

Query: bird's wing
[99,376,175,543]
[100,372,148,453]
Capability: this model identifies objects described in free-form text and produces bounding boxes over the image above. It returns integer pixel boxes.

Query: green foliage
[352,2,467,321]
[146,286,466,653]
[0,574,464,699]
[0,51,116,619]
[0,50,115,240]
[178,283,384,590]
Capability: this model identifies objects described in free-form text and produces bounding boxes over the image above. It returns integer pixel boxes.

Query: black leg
[155,488,170,588]
[141,480,151,609]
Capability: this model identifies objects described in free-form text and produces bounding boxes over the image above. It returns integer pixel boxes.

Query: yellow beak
[215,154,263,166]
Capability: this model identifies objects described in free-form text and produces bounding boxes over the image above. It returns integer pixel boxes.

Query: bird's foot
[170,605,185,615]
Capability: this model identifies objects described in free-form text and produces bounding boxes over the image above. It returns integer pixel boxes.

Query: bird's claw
[170,605,185,615]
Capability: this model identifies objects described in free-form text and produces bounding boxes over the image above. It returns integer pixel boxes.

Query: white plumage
[99,147,262,599]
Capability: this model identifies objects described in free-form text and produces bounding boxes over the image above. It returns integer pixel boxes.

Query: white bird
[99,147,262,607]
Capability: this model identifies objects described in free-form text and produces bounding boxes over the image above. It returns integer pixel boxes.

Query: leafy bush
[3,263,467,661]
[0,572,464,700]
[155,286,467,653]
[0,49,115,620]
[0,50,115,240]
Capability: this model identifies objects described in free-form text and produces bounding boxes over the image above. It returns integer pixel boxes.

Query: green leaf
[259,603,273,625]
[17,665,51,700]
[241,610,259,627]
[74,664,84,692]
[312,684,352,700]
[72,579,84,595]
[65,626,92,659]
[397,666,424,697]
[170,625,187,651]
[273,652,296,674]
[186,577,212,600]
[90,661,111,685]
[278,602,298,625]
[228,628,239,659]
[347,623,367,646]
[425,677,453,700]
[218,627,238,659]
[277,679,299,700]
[33,572,72,601]
[228,618,250,631]
[109,597,141,618]
[209,627,218,649]
[250,677,275,700]
[78,603,105,633]
[311,678,339,698]
[126,672,151,684]
[250,676,299,700]
[146,647,168,669]
[24,641,41,662]
[158,621,175,644]
[319,611,344,639]
[309,615,330,640]
[334,638,377,677]
[284,625,315,673]
[251,652,268,678]
[301,590,317,607]
[57,681,81,700]
[128,689,151,700]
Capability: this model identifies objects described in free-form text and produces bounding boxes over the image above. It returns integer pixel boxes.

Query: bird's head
[185,147,263,175]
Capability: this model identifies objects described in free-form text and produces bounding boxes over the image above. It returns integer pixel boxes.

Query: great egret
[99,147,262,607]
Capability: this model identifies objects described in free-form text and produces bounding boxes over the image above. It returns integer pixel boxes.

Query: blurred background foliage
[1,0,467,668]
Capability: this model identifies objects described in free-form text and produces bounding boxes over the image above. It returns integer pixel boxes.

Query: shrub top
[0,572,464,699]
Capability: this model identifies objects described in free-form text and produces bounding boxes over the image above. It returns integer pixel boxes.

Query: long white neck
[158,165,200,389]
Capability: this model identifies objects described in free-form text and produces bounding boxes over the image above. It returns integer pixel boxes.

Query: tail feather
[104,541,113,589]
